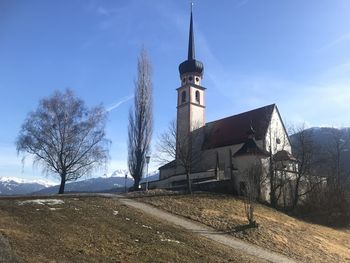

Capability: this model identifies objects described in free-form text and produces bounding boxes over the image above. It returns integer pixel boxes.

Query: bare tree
[325,128,349,189]
[16,89,109,194]
[241,160,262,227]
[297,127,350,226]
[155,120,177,164]
[156,120,201,193]
[128,49,153,190]
[289,124,325,210]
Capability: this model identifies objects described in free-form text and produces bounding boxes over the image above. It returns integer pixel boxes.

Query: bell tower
[176,7,206,145]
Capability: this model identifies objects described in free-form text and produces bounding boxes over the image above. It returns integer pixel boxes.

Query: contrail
[107,95,133,112]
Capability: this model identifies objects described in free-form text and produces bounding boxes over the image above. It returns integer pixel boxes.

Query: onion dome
[178,9,204,76]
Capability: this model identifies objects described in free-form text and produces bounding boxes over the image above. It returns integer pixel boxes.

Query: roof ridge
[205,103,276,125]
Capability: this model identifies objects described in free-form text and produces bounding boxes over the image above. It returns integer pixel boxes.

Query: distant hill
[290,127,350,175]
[0,177,53,195]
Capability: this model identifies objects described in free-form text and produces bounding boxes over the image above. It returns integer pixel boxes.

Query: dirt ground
[0,196,265,263]
[130,191,350,263]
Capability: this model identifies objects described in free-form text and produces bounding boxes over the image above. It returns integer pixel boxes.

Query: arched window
[195,90,200,103]
[181,90,186,103]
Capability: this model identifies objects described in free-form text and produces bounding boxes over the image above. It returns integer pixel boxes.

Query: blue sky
[1,0,350,182]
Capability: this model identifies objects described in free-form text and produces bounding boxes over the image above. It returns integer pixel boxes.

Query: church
[149,10,297,202]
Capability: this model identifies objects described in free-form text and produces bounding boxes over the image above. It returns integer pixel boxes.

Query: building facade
[150,9,297,202]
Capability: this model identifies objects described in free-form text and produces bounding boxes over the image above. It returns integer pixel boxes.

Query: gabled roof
[273,150,297,162]
[233,138,269,157]
[158,160,176,170]
[202,104,275,149]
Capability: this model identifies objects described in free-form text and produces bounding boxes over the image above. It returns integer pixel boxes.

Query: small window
[189,76,193,82]
[181,91,186,103]
[195,90,200,103]
[195,77,199,82]
[183,77,186,83]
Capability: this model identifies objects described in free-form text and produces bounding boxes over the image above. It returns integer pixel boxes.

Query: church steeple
[188,9,195,60]
[176,3,206,159]
[179,5,204,77]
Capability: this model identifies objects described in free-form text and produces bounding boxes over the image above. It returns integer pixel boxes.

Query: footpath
[106,194,297,263]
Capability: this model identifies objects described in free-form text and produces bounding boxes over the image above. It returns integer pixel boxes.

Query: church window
[195,90,200,103]
[183,77,186,83]
[189,76,193,82]
[181,91,186,103]
[196,77,199,82]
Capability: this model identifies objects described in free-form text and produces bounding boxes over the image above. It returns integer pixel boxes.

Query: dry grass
[0,196,265,263]
[131,191,350,263]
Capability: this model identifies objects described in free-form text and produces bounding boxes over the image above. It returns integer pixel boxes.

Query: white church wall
[190,102,205,130]
[264,107,291,154]
[233,155,270,201]
[199,144,243,175]
[190,87,205,105]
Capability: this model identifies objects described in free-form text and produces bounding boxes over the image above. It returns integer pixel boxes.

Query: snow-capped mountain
[101,169,129,178]
[34,176,134,194]
[0,177,54,196]
[0,169,158,195]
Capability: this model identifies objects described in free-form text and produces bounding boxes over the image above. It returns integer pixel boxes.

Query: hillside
[0,196,264,263]
[131,191,350,263]
[290,127,350,174]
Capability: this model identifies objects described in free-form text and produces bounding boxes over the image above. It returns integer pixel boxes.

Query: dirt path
[109,194,297,263]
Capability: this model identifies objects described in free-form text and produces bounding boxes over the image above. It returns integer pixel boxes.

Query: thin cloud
[317,32,350,52]
[107,95,133,112]
[235,0,249,8]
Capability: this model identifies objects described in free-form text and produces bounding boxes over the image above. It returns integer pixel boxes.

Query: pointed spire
[188,3,195,60]
[178,2,204,76]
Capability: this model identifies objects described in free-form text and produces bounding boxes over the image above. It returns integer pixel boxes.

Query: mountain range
[0,169,160,196]
[0,177,54,195]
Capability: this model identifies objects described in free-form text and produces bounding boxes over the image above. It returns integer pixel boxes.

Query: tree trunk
[186,172,192,194]
[58,173,66,194]
[270,182,277,208]
[291,177,301,210]
[133,177,140,191]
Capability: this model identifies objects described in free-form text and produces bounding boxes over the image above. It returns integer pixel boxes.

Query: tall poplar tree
[127,49,153,189]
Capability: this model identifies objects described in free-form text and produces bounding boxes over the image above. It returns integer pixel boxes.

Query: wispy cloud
[317,32,350,52]
[235,0,249,8]
[106,95,133,112]
[96,6,124,17]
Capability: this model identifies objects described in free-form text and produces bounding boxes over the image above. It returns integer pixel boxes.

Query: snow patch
[49,207,62,211]
[113,210,119,215]
[18,199,65,206]
[160,238,180,244]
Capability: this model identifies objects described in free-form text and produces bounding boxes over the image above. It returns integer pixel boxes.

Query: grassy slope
[0,196,265,263]
[133,191,350,263]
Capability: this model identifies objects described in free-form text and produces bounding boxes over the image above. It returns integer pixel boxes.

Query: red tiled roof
[202,104,275,149]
